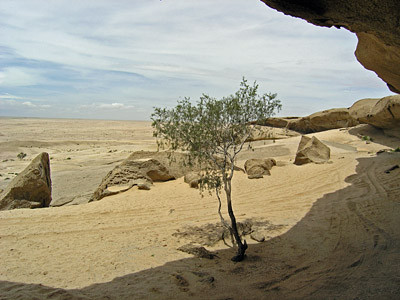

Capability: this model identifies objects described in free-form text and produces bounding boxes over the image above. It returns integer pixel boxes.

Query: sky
[0,0,394,120]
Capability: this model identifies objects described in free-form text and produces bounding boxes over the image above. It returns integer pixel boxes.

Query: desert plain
[0,117,399,299]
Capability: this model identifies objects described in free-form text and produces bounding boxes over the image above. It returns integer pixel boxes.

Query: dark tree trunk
[225,179,247,262]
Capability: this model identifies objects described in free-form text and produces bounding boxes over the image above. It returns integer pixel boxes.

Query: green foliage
[151,77,281,261]
[17,152,27,160]
[393,147,400,152]
[151,77,281,193]
[362,135,372,142]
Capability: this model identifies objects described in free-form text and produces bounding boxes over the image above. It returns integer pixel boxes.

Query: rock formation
[260,0,400,94]
[350,95,400,137]
[91,158,175,201]
[244,158,276,179]
[262,108,358,133]
[349,98,380,121]
[294,136,330,165]
[0,152,52,210]
[358,95,400,129]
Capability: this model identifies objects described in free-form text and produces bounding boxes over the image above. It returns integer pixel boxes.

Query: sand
[0,118,399,299]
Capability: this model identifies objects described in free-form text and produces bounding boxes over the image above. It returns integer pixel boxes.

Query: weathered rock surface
[263,108,358,133]
[0,152,52,210]
[350,95,400,138]
[245,158,276,179]
[91,157,174,201]
[349,98,380,122]
[360,95,400,129]
[260,0,400,93]
[184,172,201,188]
[294,136,330,165]
[91,151,203,201]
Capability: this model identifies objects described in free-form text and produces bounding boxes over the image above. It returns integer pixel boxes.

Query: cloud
[0,93,23,100]
[22,101,35,107]
[0,0,394,120]
[0,94,51,110]
[0,67,45,87]
[80,102,135,110]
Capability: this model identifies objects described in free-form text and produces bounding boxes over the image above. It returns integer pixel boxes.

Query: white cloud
[22,101,35,107]
[80,102,135,110]
[0,94,51,110]
[0,67,44,87]
[0,0,393,119]
[0,93,23,100]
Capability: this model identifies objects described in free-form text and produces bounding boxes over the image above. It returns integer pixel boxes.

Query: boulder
[184,172,201,188]
[361,95,400,129]
[0,152,52,210]
[349,98,380,122]
[260,0,400,93]
[294,136,330,165]
[137,182,152,190]
[244,158,276,179]
[298,108,359,132]
[91,158,174,201]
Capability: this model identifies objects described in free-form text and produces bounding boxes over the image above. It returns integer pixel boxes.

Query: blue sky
[0,0,394,120]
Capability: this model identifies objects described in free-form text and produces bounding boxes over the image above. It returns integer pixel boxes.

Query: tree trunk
[225,178,248,262]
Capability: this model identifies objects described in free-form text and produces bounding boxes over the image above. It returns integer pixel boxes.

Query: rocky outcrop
[355,33,400,94]
[0,152,52,210]
[91,158,175,201]
[91,151,203,201]
[350,95,400,137]
[294,136,330,165]
[263,108,358,133]
[245,158,276,179]
[349,98,380,121]
[260,0,400,93]
[359,95,400,129]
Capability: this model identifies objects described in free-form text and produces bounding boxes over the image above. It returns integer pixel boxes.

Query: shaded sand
[0,119,399,299]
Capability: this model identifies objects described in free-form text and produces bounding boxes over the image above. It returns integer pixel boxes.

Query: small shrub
[17,152,27,160]
[361,135,372,141]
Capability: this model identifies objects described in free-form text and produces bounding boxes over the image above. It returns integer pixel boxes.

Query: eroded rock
[349,98,380,122]
[350,95,400,138]
[184,172,201,188]
[294,136,330,165]
[0,152,52,210]
[361,95,400,129]
[244,158,276,179]
[262,108,358,133]
[91,158,174,201]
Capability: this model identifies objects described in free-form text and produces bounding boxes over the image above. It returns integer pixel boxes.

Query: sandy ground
[0,118,399,299]
[0,118,156,205]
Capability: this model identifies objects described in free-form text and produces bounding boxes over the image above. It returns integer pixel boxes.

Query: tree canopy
[151,78,281,261]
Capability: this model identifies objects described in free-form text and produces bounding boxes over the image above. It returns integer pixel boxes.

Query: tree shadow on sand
[1,144,400,299]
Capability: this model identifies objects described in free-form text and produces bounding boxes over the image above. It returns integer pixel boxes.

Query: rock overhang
[259,0,400,93]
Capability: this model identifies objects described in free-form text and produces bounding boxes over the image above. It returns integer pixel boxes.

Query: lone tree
[151,78,281,261]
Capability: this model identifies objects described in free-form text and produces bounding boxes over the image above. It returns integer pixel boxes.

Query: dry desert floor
[0,117,399,299]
